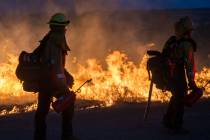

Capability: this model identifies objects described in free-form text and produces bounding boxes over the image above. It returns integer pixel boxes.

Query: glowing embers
[0,51,209,116]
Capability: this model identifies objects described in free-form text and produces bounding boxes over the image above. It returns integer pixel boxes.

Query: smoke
[68,12,154,69]
[0,0,76,61]
[0,1,154,108]
[0,1,209,66]
[0,1,209,119]
[0,0,209,108]
[0,0,209,67]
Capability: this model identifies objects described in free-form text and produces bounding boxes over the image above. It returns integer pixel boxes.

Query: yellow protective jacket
[38,29,70,94]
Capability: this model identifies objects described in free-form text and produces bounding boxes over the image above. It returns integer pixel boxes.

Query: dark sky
[117,0,210,9]
[1,0,210,9]
[1,0,210,15]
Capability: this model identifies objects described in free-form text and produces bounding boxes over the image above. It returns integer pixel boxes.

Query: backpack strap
[32,33,50,57]
[179,38,197,52]
[163,36,197,52]
[162,36,177,57]
[165,36,177,47]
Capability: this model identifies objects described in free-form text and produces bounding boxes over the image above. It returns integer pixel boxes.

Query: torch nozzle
[87,79,92,83]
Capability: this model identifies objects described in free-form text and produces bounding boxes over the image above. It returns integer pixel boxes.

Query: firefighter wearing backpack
[162,16,202,134]
[34,13,78,140]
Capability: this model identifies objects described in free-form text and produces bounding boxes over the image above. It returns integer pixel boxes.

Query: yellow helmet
[175,16,194,36]
[48,13,70,26]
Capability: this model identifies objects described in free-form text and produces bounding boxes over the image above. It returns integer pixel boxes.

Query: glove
[53,73,69,98]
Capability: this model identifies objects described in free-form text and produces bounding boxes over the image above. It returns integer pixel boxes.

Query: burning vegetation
[0,49,209,116]
[0,9,210,116]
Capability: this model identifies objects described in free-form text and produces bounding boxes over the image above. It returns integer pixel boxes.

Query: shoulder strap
[179,38,197,52]
[165,36,177,46]
[163,36,197,52]
[162,36,177,55]
[32,33,50,57]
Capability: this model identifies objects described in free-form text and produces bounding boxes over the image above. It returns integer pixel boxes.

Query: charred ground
[0,99,210,140]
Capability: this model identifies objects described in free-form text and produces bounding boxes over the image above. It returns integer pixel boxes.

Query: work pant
[34,91,75,140]
[163,85,187,129]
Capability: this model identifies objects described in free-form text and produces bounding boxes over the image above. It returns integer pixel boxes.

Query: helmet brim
[47,20,70,26]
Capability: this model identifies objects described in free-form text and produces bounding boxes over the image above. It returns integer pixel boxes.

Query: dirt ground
[0,99,210,140]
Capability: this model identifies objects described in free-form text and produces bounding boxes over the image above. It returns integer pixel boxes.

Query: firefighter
[34,13,77,140]
[162,16,200,134]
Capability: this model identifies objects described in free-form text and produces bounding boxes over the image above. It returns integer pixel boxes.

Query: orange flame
[0,50,209,116]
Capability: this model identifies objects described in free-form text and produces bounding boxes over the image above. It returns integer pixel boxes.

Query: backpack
[147,36,196,91]
[15,34,49,92]
[147,50,166,90]
[15,33,74,92]
[15,51,43,92]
